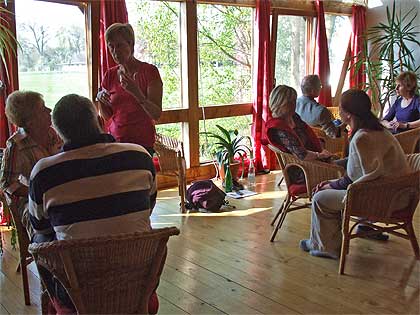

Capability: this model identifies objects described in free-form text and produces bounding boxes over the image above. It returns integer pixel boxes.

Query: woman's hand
[312,180,331,195]
[389,120,408,131]
[96,88,112,107]
[318,149,333,160]
[118,67,147,101]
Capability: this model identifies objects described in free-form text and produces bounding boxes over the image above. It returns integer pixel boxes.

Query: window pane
[325,15,351,94]
[275,15,306,93]
[16,0,88,109]
[127,0,182,110]
[156,123,182,141]
[197,5,252,106]
[199,115,252,163]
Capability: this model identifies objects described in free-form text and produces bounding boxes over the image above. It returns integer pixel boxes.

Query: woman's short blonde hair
[105,23,135,47]
[5,91,43,128]
[396,71,418,96]
[269,85,297,118]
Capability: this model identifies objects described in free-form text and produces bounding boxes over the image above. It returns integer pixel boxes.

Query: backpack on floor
[185,180,226,212]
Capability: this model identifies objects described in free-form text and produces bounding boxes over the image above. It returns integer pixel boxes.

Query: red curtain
[349,5,366,89]
[252,0,273,171]
[99,0,128,83]
[314,0,332,107]
[0,3,18,147]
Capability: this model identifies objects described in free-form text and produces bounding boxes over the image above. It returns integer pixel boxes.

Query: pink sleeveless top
[101,62,162,148]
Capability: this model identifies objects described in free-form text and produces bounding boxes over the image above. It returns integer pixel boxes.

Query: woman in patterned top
[0,91,62,240]
[266,85,334,183]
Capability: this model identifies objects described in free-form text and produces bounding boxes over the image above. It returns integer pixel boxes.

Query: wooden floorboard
[1,171,419,314]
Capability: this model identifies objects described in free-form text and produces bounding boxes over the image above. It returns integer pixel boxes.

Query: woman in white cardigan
[300,89,410,259]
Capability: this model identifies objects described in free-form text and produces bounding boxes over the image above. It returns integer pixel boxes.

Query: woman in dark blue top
[382,71,420,133]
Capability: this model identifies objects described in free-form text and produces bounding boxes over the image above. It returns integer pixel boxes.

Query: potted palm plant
[351,0,419,116]
[201,124,251,181]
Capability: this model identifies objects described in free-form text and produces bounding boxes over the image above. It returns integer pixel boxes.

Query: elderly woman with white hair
[0,91,61,240]
[265,85,334,184]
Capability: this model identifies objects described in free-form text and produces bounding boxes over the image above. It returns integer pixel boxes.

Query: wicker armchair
[394,127,420,154]
[311,126,348,158]
[29,227,180,314]
[328,106,340,120]
[0,191,32,305]
[268,144,344,242]
[154,134,187,212]
[339,171,420,274]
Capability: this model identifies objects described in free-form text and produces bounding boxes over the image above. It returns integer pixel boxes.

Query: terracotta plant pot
[218,161,241,181]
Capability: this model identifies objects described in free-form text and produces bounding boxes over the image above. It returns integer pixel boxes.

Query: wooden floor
[1,171,419,314]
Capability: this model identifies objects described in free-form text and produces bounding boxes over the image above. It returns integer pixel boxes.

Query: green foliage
[0,7,19,79]
[134,1,181,109]
[351,0,420,114]
[17,23,85,72]
[201,124,251,167]
[197,5,252,105]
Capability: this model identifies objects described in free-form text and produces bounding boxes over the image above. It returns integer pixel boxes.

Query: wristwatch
[406,123,410,129]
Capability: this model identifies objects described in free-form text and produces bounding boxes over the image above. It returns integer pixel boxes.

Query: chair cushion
[288,183,307,196]
[153,157,161,172]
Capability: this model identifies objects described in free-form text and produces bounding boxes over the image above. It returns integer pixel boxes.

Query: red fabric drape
[252,0,274,171]
[99,0,128,83]
[349,5,366,89]
[0,3,18,147]
[314,0,332,107]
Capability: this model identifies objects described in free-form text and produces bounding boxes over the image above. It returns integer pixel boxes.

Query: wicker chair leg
[405,223,420,259]
[41,288,49,315]
[270,197,292,242]
[177,173,186,213]
[339,216,350,274]
[270,194,289,226]
[20,259,31,305]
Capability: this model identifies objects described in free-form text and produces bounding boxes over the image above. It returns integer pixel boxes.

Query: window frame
[8,0,355,185]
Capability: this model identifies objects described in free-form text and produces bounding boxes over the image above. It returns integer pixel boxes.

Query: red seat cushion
[153,156,161,172]
[288,183,307,196]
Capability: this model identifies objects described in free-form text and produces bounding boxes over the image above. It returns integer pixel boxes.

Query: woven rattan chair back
[267,144,344,242]
[29,227,180,314]
[311,127,348,158]
[154,134,187,212]
[0,191,32,305]
[407,153,420,171]
[394,127,420,154]
[339,172,420,274]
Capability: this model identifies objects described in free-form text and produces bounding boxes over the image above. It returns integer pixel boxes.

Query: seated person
[0,91,61,240]
[266,85,334,184]
[300,89,410,259]
[381,71,420,133]
[28,94,158,314]
[296,75,341,138]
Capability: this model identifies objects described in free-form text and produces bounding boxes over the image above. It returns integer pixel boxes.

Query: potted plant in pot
[201,124,252,182]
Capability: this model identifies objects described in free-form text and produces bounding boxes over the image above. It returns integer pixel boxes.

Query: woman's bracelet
[315,152,320,159]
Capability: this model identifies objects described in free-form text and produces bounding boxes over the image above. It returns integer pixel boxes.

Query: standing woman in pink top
[97,23,163,155]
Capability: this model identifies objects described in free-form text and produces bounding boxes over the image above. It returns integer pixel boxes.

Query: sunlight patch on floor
[157,207,272,217]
